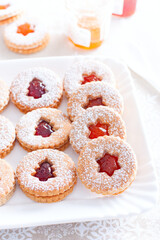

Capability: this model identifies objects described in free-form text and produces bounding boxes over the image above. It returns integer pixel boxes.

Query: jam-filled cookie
[10,67,63,113]
[16,149,77,203]
[16,108,71,152]
[64,60,115,98]
[0,79,10,113]
[4,18,49,54]
[78,136,137,195]
[0,160,16,206]
[0,115,15,158]
[0,0,22,25]
[67,82,123,121]
[70,106,126,153]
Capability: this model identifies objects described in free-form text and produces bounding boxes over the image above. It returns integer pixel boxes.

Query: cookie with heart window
[78,136,137,195]
[16,149,77,203]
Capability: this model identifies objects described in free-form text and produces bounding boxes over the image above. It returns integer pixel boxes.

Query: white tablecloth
[0,0,160,239]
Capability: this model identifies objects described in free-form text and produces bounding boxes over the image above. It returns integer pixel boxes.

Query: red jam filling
[84,97,104,109]
[97,153,120,177]
[34,161,55,181]
[88,122,109,139]
[0,4,10,9]
[28,78,46,99]
[35,120,54,137]
[81,72,102,85]
[17,23,35,36]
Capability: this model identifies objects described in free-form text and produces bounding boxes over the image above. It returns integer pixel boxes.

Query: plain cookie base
[0,14,21,25]
[4,34,49,54]
[17,138,70,152]
[0,183,16,206]
[0,140,15,158]
[22,182,76,203]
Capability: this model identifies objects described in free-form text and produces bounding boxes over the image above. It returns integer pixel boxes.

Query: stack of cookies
[0,1,50,54]
[64,60,137,196]
[10,67,76,203]
[4,18,50,54]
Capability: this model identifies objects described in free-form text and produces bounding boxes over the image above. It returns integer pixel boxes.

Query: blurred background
[0,0,159,90]
[0,1,160,239]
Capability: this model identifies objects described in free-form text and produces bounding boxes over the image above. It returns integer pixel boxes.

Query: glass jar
[113,0,137,17]
[65,0,114,49]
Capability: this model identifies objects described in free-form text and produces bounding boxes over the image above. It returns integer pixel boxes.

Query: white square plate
[0,56,158,229]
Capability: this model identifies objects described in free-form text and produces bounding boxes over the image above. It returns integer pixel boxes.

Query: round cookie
[70,106,126,153]
[0,115,15,158]
[0,160,16,206]
[67,82,123,121]
[16,108,71,152]
[4,18,49,54]
[64,60,115,98]
[78,136,137,195]
[0,0,22,25]
[10,67,63,113]
[0,79,10,113]
[16,149,77,203]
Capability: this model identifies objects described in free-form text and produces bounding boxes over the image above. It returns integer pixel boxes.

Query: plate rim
[0,55,158,229]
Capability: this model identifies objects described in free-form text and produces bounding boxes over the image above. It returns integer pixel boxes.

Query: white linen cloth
[0,0,160,239]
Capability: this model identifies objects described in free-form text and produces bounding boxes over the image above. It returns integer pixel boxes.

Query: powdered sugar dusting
[78,136,137,194]
[70,106,126,153]
[0,0,22,19]
[16,108,71,150]
[16,149,76,195]
[67,82,123,121]
[0,115,15,151]
[0,160,15,198]
[0,79,9,112]
[10,67,63,110]
[4,17,48,46]
[64,60,115,97]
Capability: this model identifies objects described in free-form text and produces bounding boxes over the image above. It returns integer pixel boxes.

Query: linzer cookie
[0,160,16,206]
[0,0,22,25]
[16,108,71,152]
[67,82,123,121]
[16,149,77,203]
[78,136,137,195]
[10,67,63,113]
[70,106,126,153]
[0,79,10,113]
[4,18,49,54]
[64,60,115,98]
[0,115,15,158]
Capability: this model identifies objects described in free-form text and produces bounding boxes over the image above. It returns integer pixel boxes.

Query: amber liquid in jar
[69,16,103,49]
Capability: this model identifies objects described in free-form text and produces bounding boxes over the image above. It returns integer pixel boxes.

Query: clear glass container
[65,0,114,49]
